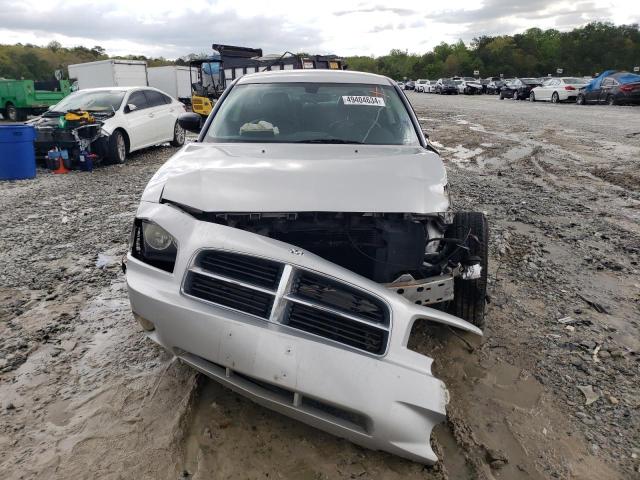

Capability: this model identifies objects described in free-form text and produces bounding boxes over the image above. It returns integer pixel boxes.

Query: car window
[127,91,149,111]
[144,90,171,107]
[204,82,420,146]
[52,90,125,112]
[602,78,614,87]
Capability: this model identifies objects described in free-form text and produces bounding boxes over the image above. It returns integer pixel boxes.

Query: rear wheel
[5,103,20,121]
[607,95,616,106]
[446,212,489,328]
[499,92,504,100]
[551,92,559,103]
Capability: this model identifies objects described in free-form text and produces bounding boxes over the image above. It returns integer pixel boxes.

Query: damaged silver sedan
[125,69,487,464]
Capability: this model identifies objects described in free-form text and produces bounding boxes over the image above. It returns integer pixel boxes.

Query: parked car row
[405,71,640,106]
[409,77,483,95]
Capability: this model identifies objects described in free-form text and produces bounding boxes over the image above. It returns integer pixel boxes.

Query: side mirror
[178,112,202,133]
[124,103,137,113]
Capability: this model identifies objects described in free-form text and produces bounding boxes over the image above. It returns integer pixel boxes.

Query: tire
[170,121,185,147]
[5,103,18,121]
[108,130,127,164]
[551,92,559,104]
[446,212,489,328]
[499,92,504,100]
[513,92,519,100]
[607,95,616,106]
[576,94,586,105]
[529,92,536,102]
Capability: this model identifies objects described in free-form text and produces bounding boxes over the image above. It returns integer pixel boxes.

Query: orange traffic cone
[53,156,70,174]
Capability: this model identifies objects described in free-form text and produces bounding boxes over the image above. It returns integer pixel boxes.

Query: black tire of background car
[552,92,559,103]
[529,92,536,102]
[607,95,616,106]
[577,94,586,105]
[170,121,185,147]
[499,92,504,100]
[5,103,18,121]
[446,211,489,328]
[108,130,127,164]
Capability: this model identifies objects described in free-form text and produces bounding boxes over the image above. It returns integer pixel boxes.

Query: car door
[548,79,560,100]
[122,90,155,151]
[596,77,613,103]
[143,90,176,143]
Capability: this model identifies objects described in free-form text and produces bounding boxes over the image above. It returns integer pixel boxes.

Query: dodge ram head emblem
[289,248,304,256]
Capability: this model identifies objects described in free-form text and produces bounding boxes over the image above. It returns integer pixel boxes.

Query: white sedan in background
[529,77,589,103]
[415,79,428,92]
[32,86,186,164]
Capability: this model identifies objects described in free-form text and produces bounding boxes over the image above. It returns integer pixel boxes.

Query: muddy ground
[1,94,638,479]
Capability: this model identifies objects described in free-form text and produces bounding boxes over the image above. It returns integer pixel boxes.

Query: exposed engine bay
[30,109,112,167]
[174,208,483,306]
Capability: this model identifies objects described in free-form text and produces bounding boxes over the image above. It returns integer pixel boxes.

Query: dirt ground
[1,94,638,479]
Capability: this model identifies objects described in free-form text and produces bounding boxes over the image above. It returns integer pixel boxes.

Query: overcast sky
[1,0,639,58]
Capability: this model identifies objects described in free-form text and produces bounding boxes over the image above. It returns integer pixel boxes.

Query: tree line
[0,42,176,81]
[347,22,640,79]
[1,22,638,82]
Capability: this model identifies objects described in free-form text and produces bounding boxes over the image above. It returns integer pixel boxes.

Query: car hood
[143,143,449,213]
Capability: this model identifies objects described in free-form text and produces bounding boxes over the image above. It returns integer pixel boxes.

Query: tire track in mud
[411,92,639,478]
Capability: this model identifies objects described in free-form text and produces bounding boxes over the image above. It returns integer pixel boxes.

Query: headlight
[130,219,177,273]
[143,222,173,250]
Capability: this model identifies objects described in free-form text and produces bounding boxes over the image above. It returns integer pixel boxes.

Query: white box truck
[67,60,148,90]
[148,66,193,103]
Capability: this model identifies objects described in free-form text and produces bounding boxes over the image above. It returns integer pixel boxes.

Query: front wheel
[446,212,489,328]
[551,92,559,103]
[170,121,185,147]
[108,130,127,164]
[576,94,586,105]
[529,92,536,102]
[499,92,504,100]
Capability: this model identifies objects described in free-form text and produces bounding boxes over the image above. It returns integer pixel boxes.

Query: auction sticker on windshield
[342,96,386,106]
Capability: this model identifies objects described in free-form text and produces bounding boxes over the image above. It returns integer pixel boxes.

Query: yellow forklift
[189,44,346,122]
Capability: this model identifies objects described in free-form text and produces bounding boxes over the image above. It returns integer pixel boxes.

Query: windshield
[52,90,125,112]
[205,82,420,145]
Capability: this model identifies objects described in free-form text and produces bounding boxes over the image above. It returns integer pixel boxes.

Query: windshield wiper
[296,138,363,144]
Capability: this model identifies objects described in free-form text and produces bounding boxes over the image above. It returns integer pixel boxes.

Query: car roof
[236,69,393,86]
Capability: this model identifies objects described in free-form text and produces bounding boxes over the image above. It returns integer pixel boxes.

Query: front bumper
[126,202,481,464]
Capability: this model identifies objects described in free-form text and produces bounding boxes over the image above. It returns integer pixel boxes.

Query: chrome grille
[285,303,387,354]
[196,250,283,289]
[185,271,275,319]
[293,271,388,324]
[183,249,390,355]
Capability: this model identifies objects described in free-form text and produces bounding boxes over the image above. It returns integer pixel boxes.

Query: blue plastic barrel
[0,125,37,180]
